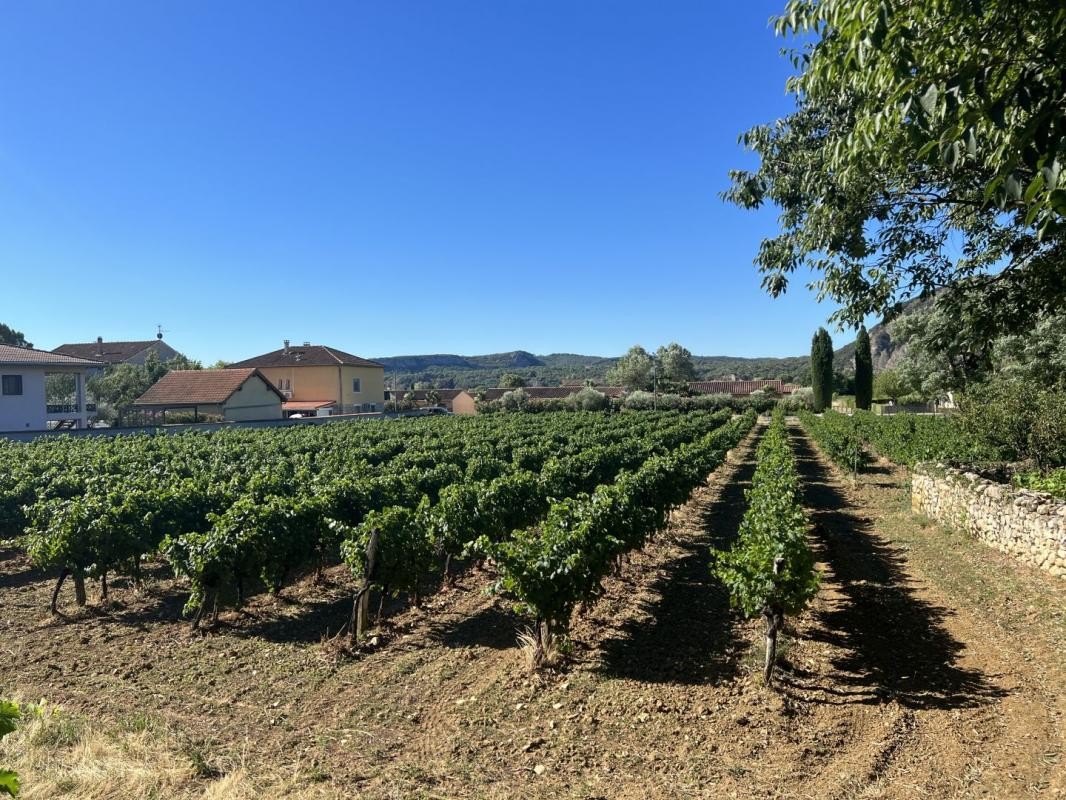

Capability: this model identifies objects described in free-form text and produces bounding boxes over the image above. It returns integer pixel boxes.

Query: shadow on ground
[785,426,1005,710]
[425,601,521,650]
[595,439,759,685]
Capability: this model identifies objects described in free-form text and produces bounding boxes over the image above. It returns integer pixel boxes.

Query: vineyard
[1,409,753,645]
[0,411,1063,799]
[799,409,1003,472]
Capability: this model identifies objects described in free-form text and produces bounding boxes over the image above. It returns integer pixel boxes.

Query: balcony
[46,403,82,414]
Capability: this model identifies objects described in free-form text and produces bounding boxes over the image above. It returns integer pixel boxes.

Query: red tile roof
[228,345,383,369]
[54,340,162,363]
[133,369,284,407]
[688,380,785,396]
[0,344,102,367]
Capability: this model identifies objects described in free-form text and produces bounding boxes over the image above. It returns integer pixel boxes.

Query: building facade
[227,342,385,416]
[132,368,284,422]
[0,345,102,432]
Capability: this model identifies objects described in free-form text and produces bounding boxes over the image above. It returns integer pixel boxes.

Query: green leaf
[919,83,939,116]
[1023,174,1044,203]
[0,702,18,739]
[1050,189,1066,216]
[0,770,18,798]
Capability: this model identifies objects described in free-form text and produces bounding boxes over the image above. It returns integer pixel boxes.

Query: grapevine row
[713,409,819,683]
[481,411,757,661]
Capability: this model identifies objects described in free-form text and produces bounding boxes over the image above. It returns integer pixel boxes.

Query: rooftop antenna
[156,324,169,340]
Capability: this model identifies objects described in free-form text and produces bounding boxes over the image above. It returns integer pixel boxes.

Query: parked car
[418,406,452,416]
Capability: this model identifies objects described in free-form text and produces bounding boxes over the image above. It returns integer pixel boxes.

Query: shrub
[500,388,531,412]
[568,387,608,411]
[958,379,1066,469]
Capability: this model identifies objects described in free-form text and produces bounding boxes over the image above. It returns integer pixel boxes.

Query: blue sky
[0,1,847,363]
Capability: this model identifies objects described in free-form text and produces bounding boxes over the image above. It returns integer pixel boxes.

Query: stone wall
[912,464,1066,578]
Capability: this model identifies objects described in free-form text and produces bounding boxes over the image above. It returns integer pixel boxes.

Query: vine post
[351,527,380,644]
[763,556,785,685]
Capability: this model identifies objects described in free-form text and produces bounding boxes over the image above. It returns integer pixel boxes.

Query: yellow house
[227,342,385,416]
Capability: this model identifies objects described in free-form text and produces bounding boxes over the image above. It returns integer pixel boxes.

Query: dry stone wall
[912,463,1066,579]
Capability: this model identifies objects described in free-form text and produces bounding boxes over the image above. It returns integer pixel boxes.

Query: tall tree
[606,346,655,391]
[0,323,31,349]
[498,373,527,389]
[810,328,833,412]
[725,0,1066,342]
[854,326,873,410]
[655,342,696,391]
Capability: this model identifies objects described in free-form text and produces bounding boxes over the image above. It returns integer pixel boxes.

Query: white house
[0,345,102,432]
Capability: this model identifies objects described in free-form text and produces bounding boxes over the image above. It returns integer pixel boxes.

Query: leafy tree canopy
[893,303,1066,399]
[498,372,527,388]
[655,342,697,390]
[0,323,31,349]
[726,0,1066,337]
[605,346,655,391]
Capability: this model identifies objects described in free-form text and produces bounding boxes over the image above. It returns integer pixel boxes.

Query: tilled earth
[0,425,1063,798]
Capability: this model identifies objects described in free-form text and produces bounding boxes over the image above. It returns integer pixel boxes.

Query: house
[227,341,385,417]
[53,335,180,372]
[687,379,789,397]
[0,345,102,432]
[132,369,284,422]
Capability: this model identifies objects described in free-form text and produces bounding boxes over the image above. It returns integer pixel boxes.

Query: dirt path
[785,423,1066,799]
[2,424,1064,799]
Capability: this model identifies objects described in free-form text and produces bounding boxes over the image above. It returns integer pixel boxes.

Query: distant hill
[375,350,544,373]
[375,349,812,389]
[374,301,928,389]
[832,296,930,372]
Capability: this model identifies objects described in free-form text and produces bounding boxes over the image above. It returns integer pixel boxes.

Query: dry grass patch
[2,702,334,800]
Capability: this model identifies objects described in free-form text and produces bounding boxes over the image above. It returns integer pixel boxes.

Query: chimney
[283,339,290,354]
[303,341,311,347]
[96,336,103,355]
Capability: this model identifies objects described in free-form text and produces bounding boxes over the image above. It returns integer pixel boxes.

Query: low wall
[0,412,385,442]
[912,463,1066,578]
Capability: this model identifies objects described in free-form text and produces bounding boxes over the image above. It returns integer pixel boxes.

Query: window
[1,375,22,396]
[352,378,361,393]
[277,378,284,389]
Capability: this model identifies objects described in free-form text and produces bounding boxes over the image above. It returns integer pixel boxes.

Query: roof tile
[54,340,162,362]
[0,344,102,367]
[133,369,284,406]
[228,345,383,369]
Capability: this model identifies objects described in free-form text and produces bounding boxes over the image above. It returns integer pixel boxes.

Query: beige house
[228,342,385,416]
[451,391,478,415]
[132,369,284,422]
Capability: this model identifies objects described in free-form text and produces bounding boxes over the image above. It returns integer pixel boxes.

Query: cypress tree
[810,328,834,412]
[854,326,873,410]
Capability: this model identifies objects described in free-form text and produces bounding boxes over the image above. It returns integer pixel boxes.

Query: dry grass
[2,701,333,800]
[516,625,566,672]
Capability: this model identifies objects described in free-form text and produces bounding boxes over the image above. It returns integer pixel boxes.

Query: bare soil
[0,425,1063,799]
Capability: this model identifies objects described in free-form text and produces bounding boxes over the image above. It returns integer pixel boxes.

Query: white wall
[0,369,47,432]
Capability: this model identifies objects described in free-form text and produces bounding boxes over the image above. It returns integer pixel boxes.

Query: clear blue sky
[0,1,847,364]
